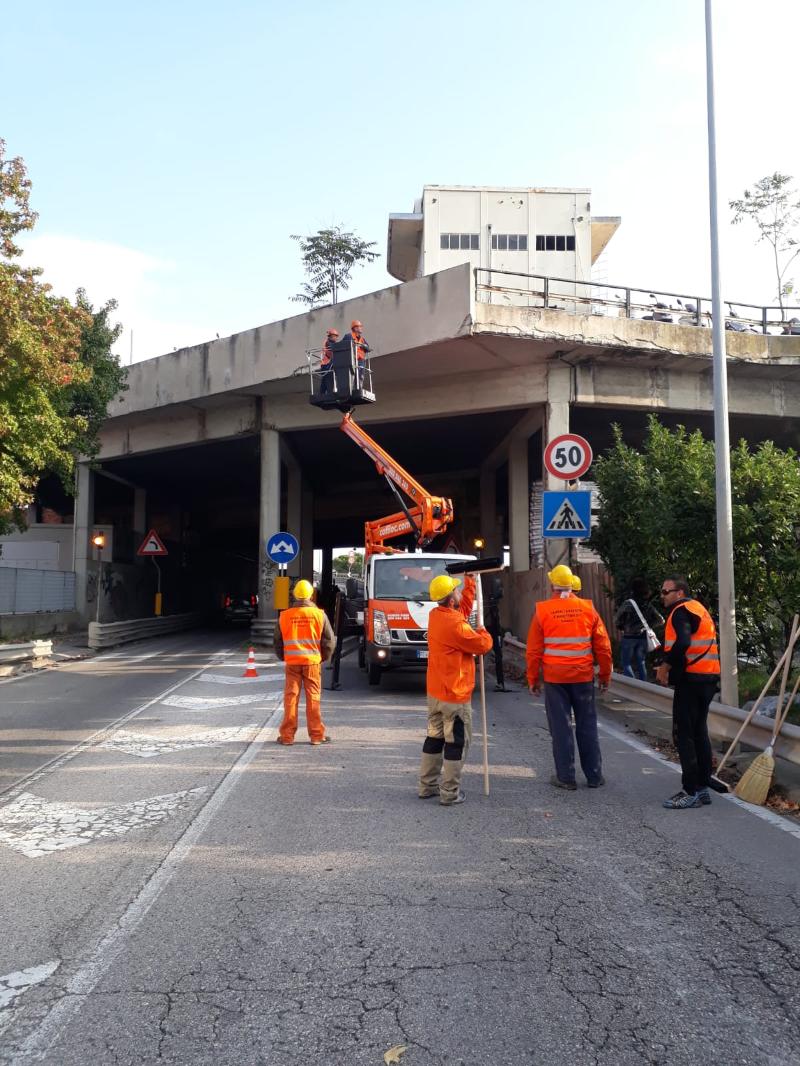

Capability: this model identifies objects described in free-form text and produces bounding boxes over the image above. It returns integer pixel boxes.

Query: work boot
[440,790,465,806]
[696,787,712,805]
[587,776,606,789]
[550,774,577,791]
[276,737,294,745]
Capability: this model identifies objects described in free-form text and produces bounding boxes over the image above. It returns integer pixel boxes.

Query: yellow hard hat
[547,564,575,588]
[293,579,314,601]
[571,575,582,592]
[429,574,460,602]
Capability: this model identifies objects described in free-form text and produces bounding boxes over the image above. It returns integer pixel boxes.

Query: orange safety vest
[320,339,333,367]
[664,599,719,675]
[527,595,612,684]
[279,605,325,665]
[351,330,368,363]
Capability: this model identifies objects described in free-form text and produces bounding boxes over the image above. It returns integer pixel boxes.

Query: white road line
[12,696,283,1063]
[0,648,234,805]
[0,962,60,1024]
[598,717,800,843]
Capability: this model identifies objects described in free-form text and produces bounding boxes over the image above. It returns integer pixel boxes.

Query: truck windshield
[372,558,455,601]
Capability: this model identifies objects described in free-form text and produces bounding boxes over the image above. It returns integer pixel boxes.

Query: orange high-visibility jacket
[351,329,368,363]
[664,599,719,675]
[427,577,493,704]
[320,340,333,367]
[526,593,612,686]
[279,605,326,665]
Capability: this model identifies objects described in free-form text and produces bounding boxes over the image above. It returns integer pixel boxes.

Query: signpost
[137,529,168,616]
[266,532,300,610]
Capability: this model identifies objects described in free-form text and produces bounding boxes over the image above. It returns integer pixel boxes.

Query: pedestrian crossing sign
[542,491,592,539]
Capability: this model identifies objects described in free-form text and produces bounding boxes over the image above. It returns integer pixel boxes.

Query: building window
[440,233,479,251]
[491,233,528,251]
[536,234,576,252]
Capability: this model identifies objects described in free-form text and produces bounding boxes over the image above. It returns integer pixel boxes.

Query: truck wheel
[367,662,382,686]
[358,642,366,669]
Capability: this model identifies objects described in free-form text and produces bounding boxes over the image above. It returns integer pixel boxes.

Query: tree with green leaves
[589,417,800,670]
[333,551,364,576]
[730,172,800,320]
[0,140,125,535]
[290,226,379,307]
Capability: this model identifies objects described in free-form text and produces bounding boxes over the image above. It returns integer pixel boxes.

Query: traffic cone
[242,647,259,678]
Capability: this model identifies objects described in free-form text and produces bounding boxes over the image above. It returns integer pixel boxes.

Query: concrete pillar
[479,470,502,559]
[257,429,280,621]
[286,463,302,579]
[321,546,333,593]
[74,463,95,620]
[301,486,314,580]
[133,487,146,539]
[508,437,530,573]
[543,365,572,568]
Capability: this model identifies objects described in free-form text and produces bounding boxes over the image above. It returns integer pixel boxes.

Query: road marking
[162,692,272,709]
[12,696,283,1061]
[0,789,205,858]
[0,962,60,1012]
[598,718,800,843]
[100,725,258,758]
[0,648,233,805]
[200,671,283,685]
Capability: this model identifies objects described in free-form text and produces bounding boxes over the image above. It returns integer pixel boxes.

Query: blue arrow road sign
[542,491,592,539]
[266,532,300,564]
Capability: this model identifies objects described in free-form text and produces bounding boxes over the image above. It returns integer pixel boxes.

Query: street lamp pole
[704,0,738,706]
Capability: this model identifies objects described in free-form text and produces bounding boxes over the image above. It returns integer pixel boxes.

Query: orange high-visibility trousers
[279,663,326,743]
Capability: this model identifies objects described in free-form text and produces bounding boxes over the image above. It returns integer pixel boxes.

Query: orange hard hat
[326,327,339,337]
[351,320,363,330]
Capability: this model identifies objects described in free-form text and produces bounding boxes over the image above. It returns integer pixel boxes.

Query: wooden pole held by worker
[476,577,490,797]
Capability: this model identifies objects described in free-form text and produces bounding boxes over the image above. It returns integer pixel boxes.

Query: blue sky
[5,0,798,359]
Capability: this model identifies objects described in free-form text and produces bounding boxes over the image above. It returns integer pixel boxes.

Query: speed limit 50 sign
[543,434,593,480]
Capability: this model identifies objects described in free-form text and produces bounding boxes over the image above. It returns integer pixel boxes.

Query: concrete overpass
[79,263,800,635]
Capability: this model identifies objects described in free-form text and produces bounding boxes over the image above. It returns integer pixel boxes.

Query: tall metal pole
[705,0,738,706]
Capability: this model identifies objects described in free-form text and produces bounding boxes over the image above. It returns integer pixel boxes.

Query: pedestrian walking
[615,578,664,681]
[526,564,612,790]
[485,576,507,692]
[274,579,336,745]
[655,575,720,809]
[419,572,493,806]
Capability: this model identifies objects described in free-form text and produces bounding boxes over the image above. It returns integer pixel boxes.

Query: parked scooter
[725,304,759,333]
[641,293,676,323]
[675,299,710,326]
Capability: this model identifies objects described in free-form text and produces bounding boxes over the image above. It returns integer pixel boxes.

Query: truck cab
[362,552,476,685]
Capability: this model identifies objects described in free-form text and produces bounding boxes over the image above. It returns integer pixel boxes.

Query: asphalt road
[0,636,798,1065]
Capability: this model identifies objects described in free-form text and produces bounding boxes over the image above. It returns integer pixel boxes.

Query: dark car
[223,594,257,625]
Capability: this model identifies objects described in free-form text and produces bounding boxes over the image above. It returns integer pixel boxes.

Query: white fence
[0,567,76,614]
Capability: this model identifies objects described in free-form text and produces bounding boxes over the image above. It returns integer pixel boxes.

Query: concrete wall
[112,264,474,420]
[0,524,74,571]
[0,611,82,640]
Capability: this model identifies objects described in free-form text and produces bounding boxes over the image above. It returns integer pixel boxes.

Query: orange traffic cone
[242,647,259,678]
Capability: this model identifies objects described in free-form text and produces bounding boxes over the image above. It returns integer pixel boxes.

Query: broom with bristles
[709,615,799,793]
[734,616,800,805]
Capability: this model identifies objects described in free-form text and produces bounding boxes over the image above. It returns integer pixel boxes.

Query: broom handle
[476,577,490,797]
[773,670,800,742]
[770,615,799,744]
[716,623,798,773]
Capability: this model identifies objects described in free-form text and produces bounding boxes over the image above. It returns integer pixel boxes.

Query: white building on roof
[387,184,620,298]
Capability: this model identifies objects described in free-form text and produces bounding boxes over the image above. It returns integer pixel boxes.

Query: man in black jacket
[655,575,720,809]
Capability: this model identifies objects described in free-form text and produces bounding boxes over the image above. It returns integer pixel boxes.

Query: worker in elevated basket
[526,564,612,790]
[274,580,335,745]
[419,573,493,806]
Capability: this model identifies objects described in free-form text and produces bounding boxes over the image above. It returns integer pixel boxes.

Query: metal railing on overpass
[474,267,800,336]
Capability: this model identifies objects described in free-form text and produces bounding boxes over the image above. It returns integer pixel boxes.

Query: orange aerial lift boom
[339,412,454,558]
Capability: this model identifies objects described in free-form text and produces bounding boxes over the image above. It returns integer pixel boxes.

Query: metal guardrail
[608,673,800,767]
[474,267,800,336]
[88,612,204,650]
[0,640,53,665]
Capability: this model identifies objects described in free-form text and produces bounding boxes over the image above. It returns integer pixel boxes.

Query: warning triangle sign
[137,529,168,556]
[545,498,588,533]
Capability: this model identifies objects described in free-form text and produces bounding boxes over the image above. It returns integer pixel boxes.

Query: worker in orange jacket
[274,579,335,745]
[526,564,612,790]
[350,319,370,387]
[419,573,493,806]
